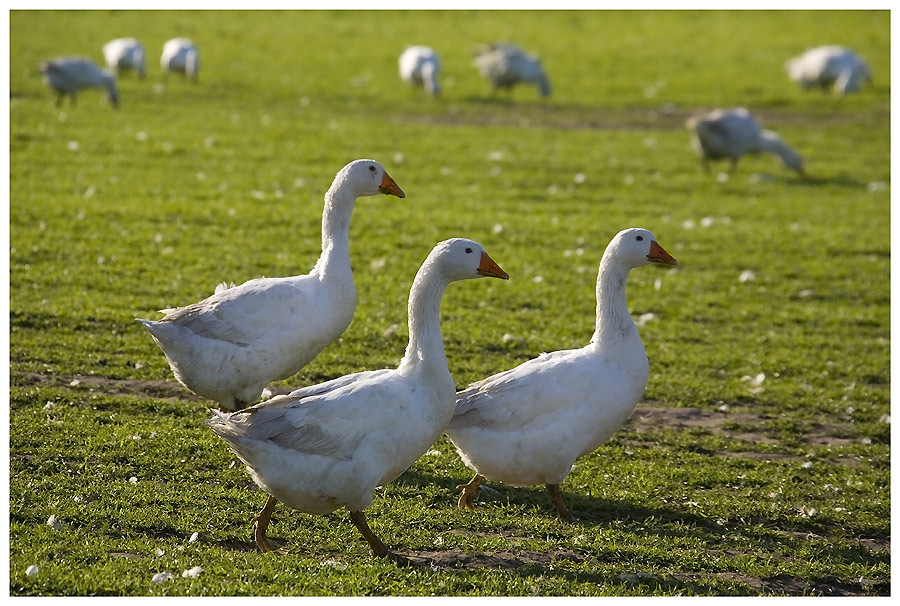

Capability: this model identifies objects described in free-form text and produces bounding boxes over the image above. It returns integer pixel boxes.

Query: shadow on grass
[395,466,717,529]
[395,547,877,596]
[787,175,868,189]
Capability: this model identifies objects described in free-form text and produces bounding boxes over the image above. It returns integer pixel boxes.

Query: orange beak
[379,171,405,198]
[648,240,678,266]
[477,251,509,280]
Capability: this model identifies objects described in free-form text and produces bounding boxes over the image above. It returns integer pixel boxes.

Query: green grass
[8,9,890,596]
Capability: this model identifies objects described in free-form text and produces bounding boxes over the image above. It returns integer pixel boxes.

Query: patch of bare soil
[390,103,875,133]
[14,371,207,401]
[627,405,861,449]
[675,572,867,597]
[396,546,588,570]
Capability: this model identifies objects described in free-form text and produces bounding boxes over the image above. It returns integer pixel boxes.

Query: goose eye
[465,247,473,254]
[636,235,644,241]
[368,165,376,172]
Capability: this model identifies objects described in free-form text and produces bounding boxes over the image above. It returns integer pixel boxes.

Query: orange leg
[456,474,485,510]
[546,483,574,520]
[251,494,280,552]
[349,510,389,557]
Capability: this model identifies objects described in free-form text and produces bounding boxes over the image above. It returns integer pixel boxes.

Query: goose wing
[450,348,584,430]
[209,368,397,459]
[160,275,318,345]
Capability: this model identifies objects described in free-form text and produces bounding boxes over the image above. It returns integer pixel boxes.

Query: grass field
[7,9,891,596]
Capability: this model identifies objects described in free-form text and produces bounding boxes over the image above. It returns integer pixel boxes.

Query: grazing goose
[161,37,199,81]
[39,57,119,108]
[473,42,551,97]
[686,107,805,175]
[398,45,441,96]
[785,45,872,95]
[139,159,405,411]
[446,228,677,519]
[103,37,146,78]
[207,238,509,559]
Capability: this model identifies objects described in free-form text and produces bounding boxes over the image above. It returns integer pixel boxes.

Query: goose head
[104,71,120,109]
[334,159,405,199]
[606,228,678,269]
[428,238,510,282]
[776,145,805,175]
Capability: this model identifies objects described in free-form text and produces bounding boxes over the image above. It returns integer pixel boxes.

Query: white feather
[102,38,145,78]
[785,45,872,95]
[473,42,551,97]
[686,107,804,175]
[398,45,441,96]
[138,160,405,410]
[446,228,676,498]
[206,238,508,518]
[161,37,200,81]
[40,57,119,108]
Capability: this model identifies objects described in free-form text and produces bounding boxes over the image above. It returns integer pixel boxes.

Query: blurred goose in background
[161,37,199,82]
[785,45,872,95]
[207,238,509,559]
[446,228,676,519]
[473,42,551,98]
[103,37,146,78]
[39,57,119,108]
[139,159,405,411]
[398,45,442,96]
[686,107,805,175]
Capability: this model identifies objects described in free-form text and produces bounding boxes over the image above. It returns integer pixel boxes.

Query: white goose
[473,42,551,98]
[785,45,872,95]
[39,57,119,108]
[103,37,146,78]
[161,37,199,82]
[206,238,509,559]
[398,45,442,96]
[686,107,805,175]
[139,159,405,411]
[446,228,677,519]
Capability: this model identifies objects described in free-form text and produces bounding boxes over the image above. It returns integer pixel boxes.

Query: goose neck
[315,186,355,274]
[398,267,449,374]
[759,130,787,154]
[591,258,636,346]
[321,186,355,248]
